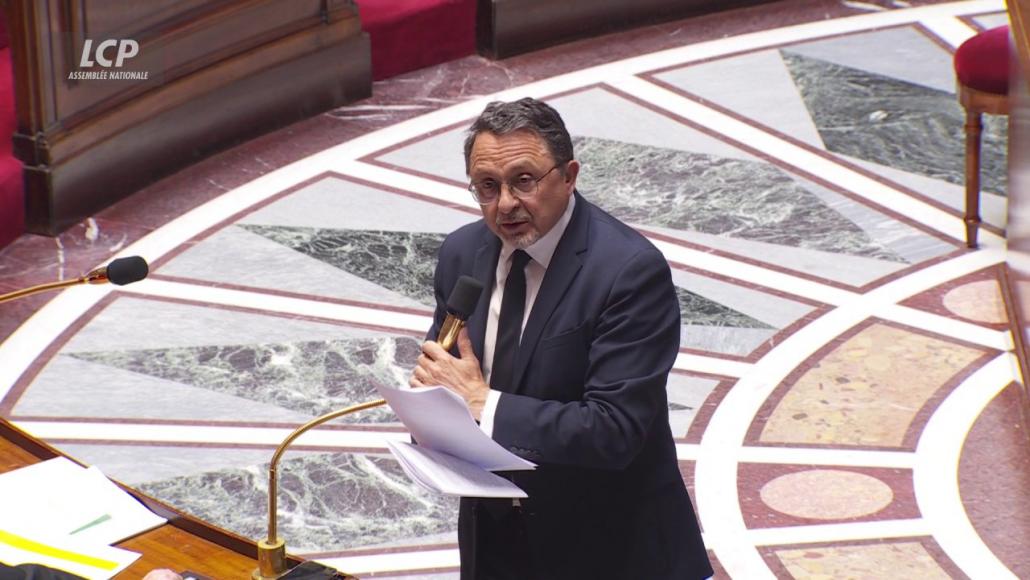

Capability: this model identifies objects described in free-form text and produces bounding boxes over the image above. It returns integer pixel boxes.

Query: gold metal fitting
[253,537,288,579]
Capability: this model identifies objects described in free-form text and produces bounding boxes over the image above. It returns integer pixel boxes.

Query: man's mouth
[499,221,528,232]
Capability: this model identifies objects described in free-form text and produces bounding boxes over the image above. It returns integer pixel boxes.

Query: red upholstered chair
[954,25,1010,249]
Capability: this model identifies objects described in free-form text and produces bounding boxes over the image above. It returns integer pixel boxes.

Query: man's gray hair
[463,97,574,174]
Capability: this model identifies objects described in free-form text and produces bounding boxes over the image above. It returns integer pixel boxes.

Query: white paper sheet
[0,457,106,538]
[386,440,527,498]
[378,385,535,471]
[0,457,166,545]
[70,466,167,545]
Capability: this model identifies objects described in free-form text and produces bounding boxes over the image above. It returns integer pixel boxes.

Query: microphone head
[446,275,484,320]
[106,256,149,285]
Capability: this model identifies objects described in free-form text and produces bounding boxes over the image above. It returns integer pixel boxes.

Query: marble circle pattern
[942,280,1007,324]
[0,1,1024,579]
[759,469,894,520]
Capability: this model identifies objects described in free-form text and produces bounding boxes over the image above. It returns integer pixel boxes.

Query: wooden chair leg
[963,107,983,249]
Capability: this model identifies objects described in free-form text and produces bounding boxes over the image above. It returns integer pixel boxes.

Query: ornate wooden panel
[3,0,370,234]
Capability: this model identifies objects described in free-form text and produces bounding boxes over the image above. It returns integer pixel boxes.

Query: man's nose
[497,183,521,213]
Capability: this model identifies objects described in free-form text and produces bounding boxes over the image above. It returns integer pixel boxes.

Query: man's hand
[409,329,490,420]
[142,570,184,580]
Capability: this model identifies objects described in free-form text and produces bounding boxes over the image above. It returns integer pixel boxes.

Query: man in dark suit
[410,97,711,579]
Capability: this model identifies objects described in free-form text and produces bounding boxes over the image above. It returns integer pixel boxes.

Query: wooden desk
[0,418,302,578]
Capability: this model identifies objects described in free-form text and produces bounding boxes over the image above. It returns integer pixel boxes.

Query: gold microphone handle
[437,315,465,352]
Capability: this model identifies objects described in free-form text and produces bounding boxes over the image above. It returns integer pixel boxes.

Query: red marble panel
[958,382,1030,579]
[758,537,966,579]
[899,266,1009,329]
[737,463,918,528]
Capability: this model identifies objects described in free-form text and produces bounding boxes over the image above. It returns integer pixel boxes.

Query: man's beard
[509,229,541,249]
[498,211,540,249]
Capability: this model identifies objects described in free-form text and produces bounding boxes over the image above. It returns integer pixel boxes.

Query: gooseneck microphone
[253,275,485,579]
[0,256,150,304]
[84,256,150,286]
[437,275,485,351]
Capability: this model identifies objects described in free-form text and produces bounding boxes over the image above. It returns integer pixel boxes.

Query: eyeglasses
[467,164,561,205]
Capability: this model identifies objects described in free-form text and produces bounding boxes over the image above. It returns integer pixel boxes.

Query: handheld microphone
[0,256,150,304]
[437,275,484,351]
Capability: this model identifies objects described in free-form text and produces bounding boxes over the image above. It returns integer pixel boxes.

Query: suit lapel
[511,193,589,390]
[467,231,501,361]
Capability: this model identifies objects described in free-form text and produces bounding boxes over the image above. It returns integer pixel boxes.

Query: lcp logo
[69,39,149,80]
[80,39,139,67]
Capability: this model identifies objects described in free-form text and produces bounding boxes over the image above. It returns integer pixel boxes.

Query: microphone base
[253,538,288,579]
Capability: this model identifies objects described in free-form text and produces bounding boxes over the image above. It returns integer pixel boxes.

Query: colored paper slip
[0,527,139,579]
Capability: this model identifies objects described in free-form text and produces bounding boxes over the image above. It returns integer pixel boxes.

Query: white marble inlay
[118,279,432,335]
[653,49,825,148]
[62,296,391,353]
[610,74,999,246]
[13,356,312,423]
[160,226,430,309]
[57,444,282,486]
[971,12,1010,30]
[670,269,814,329]
[553,88,760,162]
[316,547,460,577]
[747,518,931,546]
[240,176,478,234]
[667,374,720,438]
[655,225,909,287]
[844,153,1008,225]
[784,27,958,93]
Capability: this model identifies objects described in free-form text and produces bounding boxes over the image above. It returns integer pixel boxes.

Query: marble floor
[1,0,1029,578]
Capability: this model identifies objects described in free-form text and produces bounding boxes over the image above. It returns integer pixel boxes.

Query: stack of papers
[377,385,535,498]
[0,456,167,579]
[386,441,527,498]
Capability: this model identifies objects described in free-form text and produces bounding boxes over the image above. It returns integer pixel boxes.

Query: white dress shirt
[479,194,576,437]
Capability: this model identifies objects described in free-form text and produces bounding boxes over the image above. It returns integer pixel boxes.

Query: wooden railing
[1003,0,1030,436]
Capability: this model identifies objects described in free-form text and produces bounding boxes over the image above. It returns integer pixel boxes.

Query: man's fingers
[421,340,445,359]
[411,365,435,388]
[457,328,475,358]
[413,365,430,382]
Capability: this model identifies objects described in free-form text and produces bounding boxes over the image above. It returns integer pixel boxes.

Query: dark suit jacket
[428,192,711,579]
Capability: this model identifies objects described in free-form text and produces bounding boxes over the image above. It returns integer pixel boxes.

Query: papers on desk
[0,456,167,578]
[377,385,535,498]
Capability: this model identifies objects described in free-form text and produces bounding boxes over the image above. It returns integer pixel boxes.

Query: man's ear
[563,160,580,194]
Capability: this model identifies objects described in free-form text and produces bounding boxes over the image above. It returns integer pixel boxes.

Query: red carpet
[358,0,477,80]
[0,15,23,250]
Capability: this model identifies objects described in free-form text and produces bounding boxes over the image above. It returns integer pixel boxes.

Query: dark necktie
[490,250,531,391]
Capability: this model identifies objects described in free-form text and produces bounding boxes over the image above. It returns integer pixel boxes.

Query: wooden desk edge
[0,417,304,578]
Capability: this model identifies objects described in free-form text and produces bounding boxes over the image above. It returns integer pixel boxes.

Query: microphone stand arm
[255,316,467,578]
[255,397,387,580]
[0,268,110,304]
